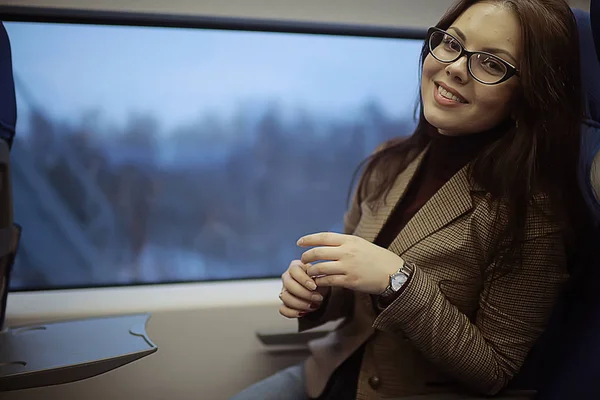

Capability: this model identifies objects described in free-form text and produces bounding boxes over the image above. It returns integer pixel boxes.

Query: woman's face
[421,1,521,136]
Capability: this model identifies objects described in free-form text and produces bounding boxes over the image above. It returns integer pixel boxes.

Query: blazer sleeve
[373,208,569,395]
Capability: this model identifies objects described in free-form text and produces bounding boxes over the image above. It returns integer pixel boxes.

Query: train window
[5,17,423,290]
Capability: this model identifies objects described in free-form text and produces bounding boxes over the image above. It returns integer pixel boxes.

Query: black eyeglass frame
[427,27,519,85]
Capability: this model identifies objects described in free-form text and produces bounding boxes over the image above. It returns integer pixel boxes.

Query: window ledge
[6,279,282,322]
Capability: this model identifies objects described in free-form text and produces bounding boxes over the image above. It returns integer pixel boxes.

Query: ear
[509,90,523,123]
[509,109,519,128]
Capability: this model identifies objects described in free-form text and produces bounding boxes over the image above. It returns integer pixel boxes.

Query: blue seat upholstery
[0,20,20,330]
[0,21,16,149]
[577,7,600,223]
[592,0,600,62]
[0,150,18,331]
[511,6,600,400]
[546,6,600,397]
[508,6,600,399]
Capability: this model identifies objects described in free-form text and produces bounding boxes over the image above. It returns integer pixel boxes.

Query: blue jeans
[228,364,535,400]
[229,363,308,400]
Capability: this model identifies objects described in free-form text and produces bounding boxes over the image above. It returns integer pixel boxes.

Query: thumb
[300,262,312,272]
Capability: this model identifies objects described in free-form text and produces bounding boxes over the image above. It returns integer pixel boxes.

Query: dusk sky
[4,21,424,137]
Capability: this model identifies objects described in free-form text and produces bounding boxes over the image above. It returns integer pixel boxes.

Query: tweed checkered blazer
[298,149,568,400]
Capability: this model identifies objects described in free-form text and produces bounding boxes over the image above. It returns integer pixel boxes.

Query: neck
[429,118,513,145]
[424,119,512,175]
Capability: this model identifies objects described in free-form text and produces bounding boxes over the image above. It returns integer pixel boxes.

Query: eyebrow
[448,26,518,65]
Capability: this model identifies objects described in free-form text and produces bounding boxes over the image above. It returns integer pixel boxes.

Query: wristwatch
[379,259,414,298]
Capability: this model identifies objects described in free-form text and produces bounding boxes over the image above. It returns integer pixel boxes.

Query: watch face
[391,273,408,291]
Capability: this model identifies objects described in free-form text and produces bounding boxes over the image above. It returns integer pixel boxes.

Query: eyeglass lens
[429,31,507,84]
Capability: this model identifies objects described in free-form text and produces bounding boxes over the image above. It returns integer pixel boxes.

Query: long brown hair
[353,0,588,273]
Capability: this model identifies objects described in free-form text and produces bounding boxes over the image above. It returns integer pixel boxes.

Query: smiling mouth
[435,83,468,104]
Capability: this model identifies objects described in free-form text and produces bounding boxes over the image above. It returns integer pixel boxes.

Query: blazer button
[368,375,381,389]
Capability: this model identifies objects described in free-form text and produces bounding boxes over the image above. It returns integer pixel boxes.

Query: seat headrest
[592,0,600,63]
[574,9,600,122]
[0,22,16,149]
[573,8,600,222]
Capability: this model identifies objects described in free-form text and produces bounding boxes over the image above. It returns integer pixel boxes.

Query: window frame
[0,5,426,40]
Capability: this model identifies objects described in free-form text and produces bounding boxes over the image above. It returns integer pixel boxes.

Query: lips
[435,82,468,103]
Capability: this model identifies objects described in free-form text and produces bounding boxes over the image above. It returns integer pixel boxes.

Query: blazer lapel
[389,164,475,256]
[357,149,428,243]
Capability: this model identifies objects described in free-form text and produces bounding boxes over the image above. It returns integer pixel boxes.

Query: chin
[426,118,468,136]
[424,105,479,135]
[423,110,457,134]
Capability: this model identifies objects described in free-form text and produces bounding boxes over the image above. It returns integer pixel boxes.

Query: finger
[280,277,323,303]
[279,304,308,319]
[288,259,306,271]
[283,271,317,301]
[297,232,347,247]
[314,274,348,289]
[287,264,324,301]
[298,261,313,273]
[288,259,314,273]
[286,259,317,275]
[301,246,343,264]
[306,261,346,277]
[280,290,320,312]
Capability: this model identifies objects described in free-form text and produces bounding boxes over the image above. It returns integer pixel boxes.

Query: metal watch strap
[380,260,414,298]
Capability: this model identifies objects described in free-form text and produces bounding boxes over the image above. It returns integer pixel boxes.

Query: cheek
[472,85,515,116]
[421,55,439,99]
[421,54,439,82]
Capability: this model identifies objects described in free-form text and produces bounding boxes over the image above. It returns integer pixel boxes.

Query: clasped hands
[279,232,403,319]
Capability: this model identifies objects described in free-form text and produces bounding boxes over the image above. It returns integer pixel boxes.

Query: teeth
[437,85,465,103]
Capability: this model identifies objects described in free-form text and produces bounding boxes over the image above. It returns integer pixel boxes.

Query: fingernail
[297,238,303,245]
[309,303,320,309]
[311,293,323,302]
[306,281,317,290]
[298,312,307,317]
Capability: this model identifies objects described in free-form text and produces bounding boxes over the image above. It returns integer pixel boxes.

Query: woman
[232,0,588,399]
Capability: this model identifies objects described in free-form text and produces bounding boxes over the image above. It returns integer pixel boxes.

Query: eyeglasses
[427,27,519,85]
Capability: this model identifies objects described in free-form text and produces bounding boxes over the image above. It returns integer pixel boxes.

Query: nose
[444,55,469,84]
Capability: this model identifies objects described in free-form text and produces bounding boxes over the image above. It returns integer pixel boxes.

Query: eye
[479,56,505,75]
[441,35,461,52]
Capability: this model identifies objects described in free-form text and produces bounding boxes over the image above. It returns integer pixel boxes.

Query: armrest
[256,318,343,349]
[256,329,329,347]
